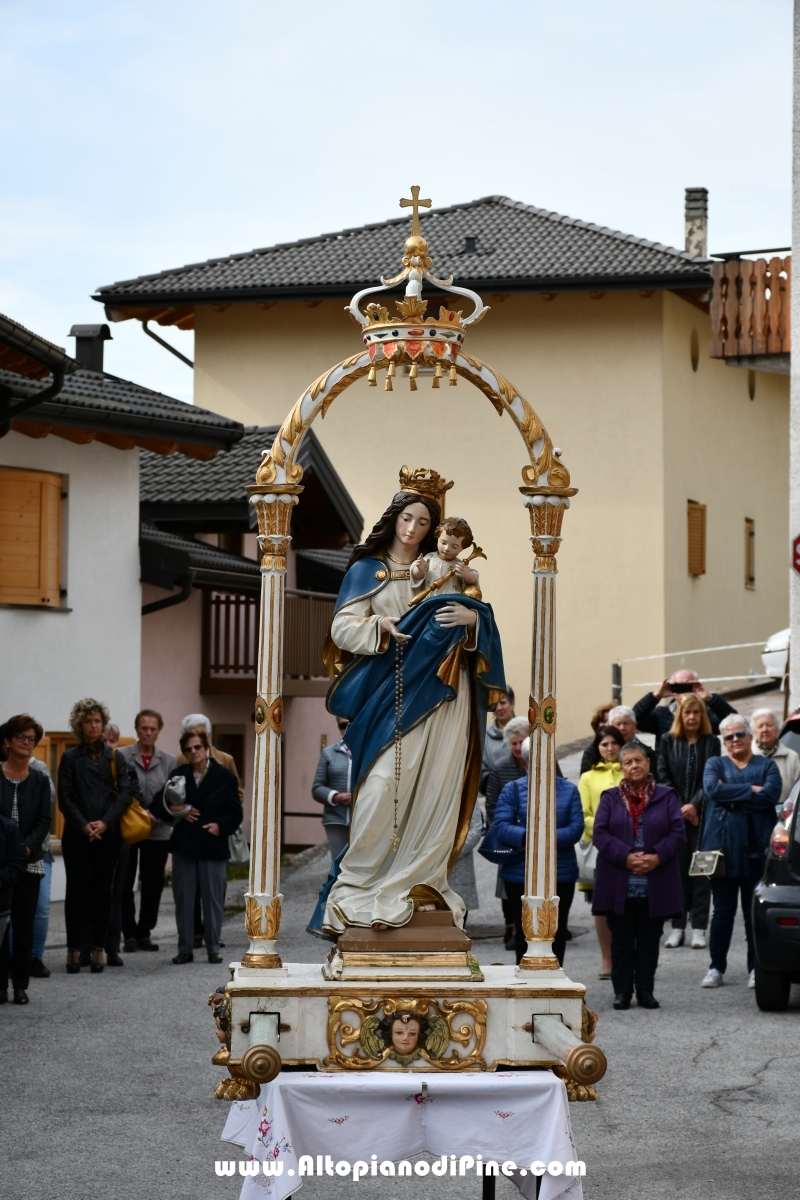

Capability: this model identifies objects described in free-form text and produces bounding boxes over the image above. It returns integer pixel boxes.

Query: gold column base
[518,954,561,970]
[241,952,283,968]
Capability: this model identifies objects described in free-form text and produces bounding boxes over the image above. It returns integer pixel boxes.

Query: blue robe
[307,557,507,938]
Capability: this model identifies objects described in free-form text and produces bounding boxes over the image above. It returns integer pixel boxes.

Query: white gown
[323,564,475,934]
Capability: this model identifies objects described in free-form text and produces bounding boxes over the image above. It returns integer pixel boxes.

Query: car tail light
[777,917,799,927]
[781,796,796,822]
[771,822,789,856]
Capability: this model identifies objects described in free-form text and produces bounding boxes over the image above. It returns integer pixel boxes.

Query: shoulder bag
[689,850,725,878]
[111,754,153,845]
[575,838,598,885]
[478,822,524,868]
[228,827,250,864]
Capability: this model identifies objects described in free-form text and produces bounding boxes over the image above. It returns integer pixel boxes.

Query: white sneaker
[691,929,707,949]
[664,928,685,948]
[748,969,756,989]
[701,967,724,988]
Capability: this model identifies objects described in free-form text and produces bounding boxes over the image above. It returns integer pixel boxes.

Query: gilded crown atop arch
[345,187,490,392]
[398,465,454,511]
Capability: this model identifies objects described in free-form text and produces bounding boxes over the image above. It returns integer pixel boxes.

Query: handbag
[228,826,250,864]
[575,838,598,886]
[478,822,524,868]
[689,849,726,878]
[109,753,152,845]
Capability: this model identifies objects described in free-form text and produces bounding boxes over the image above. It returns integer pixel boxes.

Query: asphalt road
[1,840,797,1200]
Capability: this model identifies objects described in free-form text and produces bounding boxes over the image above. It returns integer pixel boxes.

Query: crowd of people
[479,671,797,1010]
[3,671,795,1010]
[0,701,242,1004]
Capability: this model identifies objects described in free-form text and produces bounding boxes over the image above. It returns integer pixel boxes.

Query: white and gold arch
[241,187,577,975]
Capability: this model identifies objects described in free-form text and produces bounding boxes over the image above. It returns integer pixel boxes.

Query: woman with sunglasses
[0,715,53,1003]
[699,715,782,989]
[159,728,242,965]
[657,695,720,949]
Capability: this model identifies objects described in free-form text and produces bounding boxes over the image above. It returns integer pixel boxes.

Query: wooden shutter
[745,518,755,588]
[687,501,706,576]
[0,467,62,606]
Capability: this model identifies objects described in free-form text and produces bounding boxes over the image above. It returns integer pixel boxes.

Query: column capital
[520,488,577,572]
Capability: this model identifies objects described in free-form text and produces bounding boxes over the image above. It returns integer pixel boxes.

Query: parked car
[762,627,790,681]
[753,780,800,1011]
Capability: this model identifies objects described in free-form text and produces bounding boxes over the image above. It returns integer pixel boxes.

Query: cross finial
[399,185,431,237]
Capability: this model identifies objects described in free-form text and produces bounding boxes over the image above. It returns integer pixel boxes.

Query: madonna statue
[308,468,507,940]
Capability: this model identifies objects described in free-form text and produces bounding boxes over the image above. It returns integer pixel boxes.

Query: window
[687,501,706,576]
[745,518,755,589]
[0,467,62,606]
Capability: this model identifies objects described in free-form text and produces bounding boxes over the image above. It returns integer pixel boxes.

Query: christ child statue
[410,516,480,597]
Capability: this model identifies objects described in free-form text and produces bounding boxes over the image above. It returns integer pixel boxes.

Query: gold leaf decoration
[395,296,428,319]
[244,894,281,940]
[244,896,263,939]
[536,899,559,940]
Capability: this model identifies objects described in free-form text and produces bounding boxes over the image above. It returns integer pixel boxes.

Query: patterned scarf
[619,775,656,838]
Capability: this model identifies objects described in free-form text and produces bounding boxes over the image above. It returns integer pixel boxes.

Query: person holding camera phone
[633,670,737,750]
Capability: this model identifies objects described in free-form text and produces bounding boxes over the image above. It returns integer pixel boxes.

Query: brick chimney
[684,188,708,257]
[69,323,112,372]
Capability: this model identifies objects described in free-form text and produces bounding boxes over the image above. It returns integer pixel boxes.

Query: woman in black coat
[158,728,242,965]
[656,694,720,950]
[58,698,135,973]
[0,714,52,1003]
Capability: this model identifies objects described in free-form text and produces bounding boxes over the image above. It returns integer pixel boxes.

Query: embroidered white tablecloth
[221,1071,583,1200]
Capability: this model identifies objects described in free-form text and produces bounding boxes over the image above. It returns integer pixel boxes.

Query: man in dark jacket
[312,719,352,861]
[634,671,736,748]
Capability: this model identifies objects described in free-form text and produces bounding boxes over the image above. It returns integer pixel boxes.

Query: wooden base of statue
[221,945,606,1100]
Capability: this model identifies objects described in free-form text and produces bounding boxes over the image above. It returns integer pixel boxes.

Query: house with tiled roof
[94,190,790,740]
[137,426,362,847]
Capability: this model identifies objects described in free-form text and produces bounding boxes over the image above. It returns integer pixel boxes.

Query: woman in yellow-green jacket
[578,725,625,980]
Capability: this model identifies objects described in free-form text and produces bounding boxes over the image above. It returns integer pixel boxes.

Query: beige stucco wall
[191,291,788,743]
[193,293,673,744]
[657,293,789,701]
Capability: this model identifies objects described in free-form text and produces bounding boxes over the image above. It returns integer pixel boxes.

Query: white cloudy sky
[1,0,792,403]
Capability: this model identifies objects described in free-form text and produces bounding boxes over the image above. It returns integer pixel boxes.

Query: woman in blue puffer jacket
[493,738,584,965]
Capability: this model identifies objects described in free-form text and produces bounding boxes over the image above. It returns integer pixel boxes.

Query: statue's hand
[379,616,411,644]
[434,602,477,629]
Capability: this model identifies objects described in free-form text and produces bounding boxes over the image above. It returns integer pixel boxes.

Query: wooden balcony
[200,587,335,697]
[709,256,790,374]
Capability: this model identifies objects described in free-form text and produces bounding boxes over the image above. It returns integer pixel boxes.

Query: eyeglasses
[185,744,205,753]
[13,733,36,744]
[723,731,748,742]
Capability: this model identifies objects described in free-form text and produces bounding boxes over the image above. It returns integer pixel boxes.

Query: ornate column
[240,484,299,970]
[519,486,576,972]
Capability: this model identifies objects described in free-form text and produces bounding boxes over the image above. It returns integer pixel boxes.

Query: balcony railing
[200,587,335,695]
[709,256,791,363]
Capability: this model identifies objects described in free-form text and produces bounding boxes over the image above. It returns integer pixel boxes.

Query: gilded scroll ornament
[325,995,487,1071]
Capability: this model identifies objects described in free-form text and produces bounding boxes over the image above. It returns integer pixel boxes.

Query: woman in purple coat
[592,742,686,1010]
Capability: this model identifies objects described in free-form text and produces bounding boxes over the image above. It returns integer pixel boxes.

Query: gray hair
[719,714,752,737]
[670,669,699,682]
[521,736,531,764]
[181,712,212,736]
[608,706,636,724]
[619,741,650,763]
[751,708,778,727]
[503,716,532,744]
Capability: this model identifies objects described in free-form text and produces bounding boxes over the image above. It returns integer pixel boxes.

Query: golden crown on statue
[398,465,454,511]
[345,187,490,392]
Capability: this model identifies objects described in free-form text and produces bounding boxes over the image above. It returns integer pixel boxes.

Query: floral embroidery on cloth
[406,1092,434,1105]
[328,1116,349,1125]
[495,1110,514,1119]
